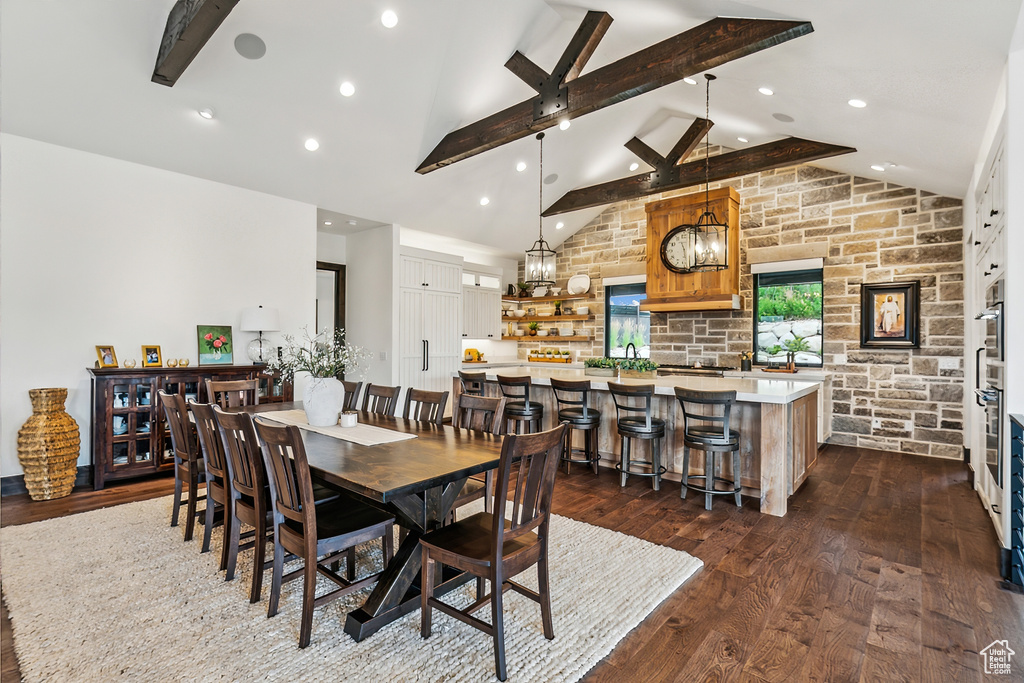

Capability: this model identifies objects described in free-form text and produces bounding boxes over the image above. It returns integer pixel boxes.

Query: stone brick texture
[530,155,964,458]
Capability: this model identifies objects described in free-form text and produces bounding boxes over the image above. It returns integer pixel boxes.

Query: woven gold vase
[17,388,81,500]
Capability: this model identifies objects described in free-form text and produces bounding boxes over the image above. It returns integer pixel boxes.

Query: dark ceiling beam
[553,11,614,86]
[624,136,667,171]
[416,17,813,174]
[505,51,550,92]
[542,137,857,216]
[667,117,713,165]
[152,0,240,87]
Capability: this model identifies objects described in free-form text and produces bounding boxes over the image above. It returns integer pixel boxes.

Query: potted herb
[266,327,369,426]
[545,348,554,358]
[561,350,571,362]
[554,300,562,316]
[583,357,618,377]
[618,357,659,379]
[528,322,539,336]
[517,281,531,298]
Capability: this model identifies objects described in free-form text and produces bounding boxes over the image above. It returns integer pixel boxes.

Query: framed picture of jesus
[859,280,920,348]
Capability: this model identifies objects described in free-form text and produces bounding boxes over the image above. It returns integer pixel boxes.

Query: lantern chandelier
[525,132,556,286]
[674,73,729,273]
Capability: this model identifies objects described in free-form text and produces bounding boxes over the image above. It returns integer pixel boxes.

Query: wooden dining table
[244,402,503,642]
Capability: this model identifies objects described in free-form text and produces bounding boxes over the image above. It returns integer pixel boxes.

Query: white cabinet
[462,286,501,340]
[399,254,462,292]
[398,251,463,397]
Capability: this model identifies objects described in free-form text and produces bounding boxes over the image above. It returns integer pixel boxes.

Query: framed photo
[197,325,233,366]
[141,345,163,367]
[95,345,118,368]
[860,281,920,348]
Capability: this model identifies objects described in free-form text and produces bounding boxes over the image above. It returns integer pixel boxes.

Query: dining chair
[420,424,566,681]
[457,370,487,396]
[362,383,402,416]
[254,417,395,648]
[452,394,507,515]
[206,378,260,408]
[189,400,230,568]
[342,381,363,411]
[211,407,275,603]
[159,390,206,542]
[402,388,449,426]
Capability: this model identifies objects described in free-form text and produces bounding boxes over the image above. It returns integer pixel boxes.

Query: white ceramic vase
[303,377,346,426]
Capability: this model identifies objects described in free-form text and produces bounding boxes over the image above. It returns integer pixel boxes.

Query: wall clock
[659,225,695,274]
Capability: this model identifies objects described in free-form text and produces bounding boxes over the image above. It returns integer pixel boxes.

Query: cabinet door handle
[974,240,981,246]
[990,209,999,216]
[422,340,427,371]
[425,340,429,371]
[975,347,985,396]
[984,271,992,277]
[984,222,992,228]
[990,263,998,270]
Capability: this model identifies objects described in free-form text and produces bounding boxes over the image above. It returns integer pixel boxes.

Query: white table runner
[256,410,417,447]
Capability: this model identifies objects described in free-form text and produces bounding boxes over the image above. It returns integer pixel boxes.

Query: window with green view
[753,269,823,366]
[605,283,650,358]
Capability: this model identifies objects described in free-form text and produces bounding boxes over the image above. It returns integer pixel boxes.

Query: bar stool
[496,374,544,434]
[550,378,601,474]
[674,387,741,510]
[609,383,666,490]
[458,371,487,397]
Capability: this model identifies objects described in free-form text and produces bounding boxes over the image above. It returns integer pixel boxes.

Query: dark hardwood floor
[2,445,1021,681]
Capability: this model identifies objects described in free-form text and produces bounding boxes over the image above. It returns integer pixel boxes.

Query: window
[605,283,650,358]
[753,269,823,366]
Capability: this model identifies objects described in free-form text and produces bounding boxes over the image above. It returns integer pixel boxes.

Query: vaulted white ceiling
[3,0,1020,259]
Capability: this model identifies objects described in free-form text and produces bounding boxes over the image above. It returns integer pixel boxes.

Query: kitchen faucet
[625,342,638,359]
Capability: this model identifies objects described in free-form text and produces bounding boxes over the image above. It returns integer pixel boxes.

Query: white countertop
[454,366,819,404]
[723,369,833,382]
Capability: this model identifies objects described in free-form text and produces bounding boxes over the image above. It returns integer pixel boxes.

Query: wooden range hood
[641,187,742,312]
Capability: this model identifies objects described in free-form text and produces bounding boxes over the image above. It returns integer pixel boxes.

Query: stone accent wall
[535,158,965,458]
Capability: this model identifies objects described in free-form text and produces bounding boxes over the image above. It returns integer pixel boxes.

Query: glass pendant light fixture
[525,132,556,286]
[678,74,728,273]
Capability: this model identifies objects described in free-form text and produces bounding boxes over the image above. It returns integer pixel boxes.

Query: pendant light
[678,74,728,273]
[525,132,556,286]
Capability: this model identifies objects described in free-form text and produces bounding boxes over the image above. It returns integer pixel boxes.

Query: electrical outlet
[379,350,388,361]
[872,418,882,429]
[938,357,959,370]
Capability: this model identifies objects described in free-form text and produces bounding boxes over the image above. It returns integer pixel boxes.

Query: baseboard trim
[1,466,93,496]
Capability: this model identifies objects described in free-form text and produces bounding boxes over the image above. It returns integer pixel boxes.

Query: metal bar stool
[458,370,487,397]
[496,374,544,434]
[550,378,602,474]
[609,382,666,490]
[674,387,741,510]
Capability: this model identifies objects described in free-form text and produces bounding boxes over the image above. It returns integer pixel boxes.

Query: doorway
[316,262,346,337]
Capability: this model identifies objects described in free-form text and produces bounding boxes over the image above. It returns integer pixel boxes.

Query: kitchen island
[452,366,820,517]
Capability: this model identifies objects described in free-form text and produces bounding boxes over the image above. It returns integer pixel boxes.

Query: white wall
[1006,18,1024,418]
[316,232,347,264]
[0,134,317,478]
[345,224,398,386]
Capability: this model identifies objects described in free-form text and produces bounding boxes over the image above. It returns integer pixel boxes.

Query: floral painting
[197,325,233,366]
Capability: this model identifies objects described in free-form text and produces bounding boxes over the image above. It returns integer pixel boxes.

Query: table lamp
[240,305,280,364]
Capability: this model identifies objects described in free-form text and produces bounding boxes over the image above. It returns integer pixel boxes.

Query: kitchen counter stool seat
[675,387,742,510]
[550,378,602,474]
[609,383,666,490]
[497,375,544,434]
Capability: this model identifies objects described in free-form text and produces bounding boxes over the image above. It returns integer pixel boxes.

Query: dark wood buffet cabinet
[87,365,291,489]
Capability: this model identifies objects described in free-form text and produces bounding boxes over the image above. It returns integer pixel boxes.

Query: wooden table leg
[759,402,788,517]
[344,479,471,641]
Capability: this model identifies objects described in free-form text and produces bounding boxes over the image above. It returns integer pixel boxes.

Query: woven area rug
[1,496,702,682]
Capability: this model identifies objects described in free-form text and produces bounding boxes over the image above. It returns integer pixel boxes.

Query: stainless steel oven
[976,362,1004,488]
[977,278,1004,361]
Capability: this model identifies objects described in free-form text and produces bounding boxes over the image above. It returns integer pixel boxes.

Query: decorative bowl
[537,330,549,336]
[512,310,526,318]
[576,306,590,315]
[178,358,190,367]
[533,287,548,297]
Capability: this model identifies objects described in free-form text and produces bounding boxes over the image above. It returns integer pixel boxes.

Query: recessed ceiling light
[758,87,774,96]
[848,99,867,108]
[234,33,267,60]
[323,220,332,226]
[198,108,214,119]
[304,138,320,151]
[347,219,357,226]
[479,197,490,206]
[871,164,886,172]
[381,10,398,28]
[516,161,527,172]
[683,77,698,85]
[559,119,571,131]
[629,162,639,172]
[737,137,748,143]
[339,81,355,97]
[556,221,564,230]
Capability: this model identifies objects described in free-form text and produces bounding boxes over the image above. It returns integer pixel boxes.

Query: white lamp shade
[240,306,280,332]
